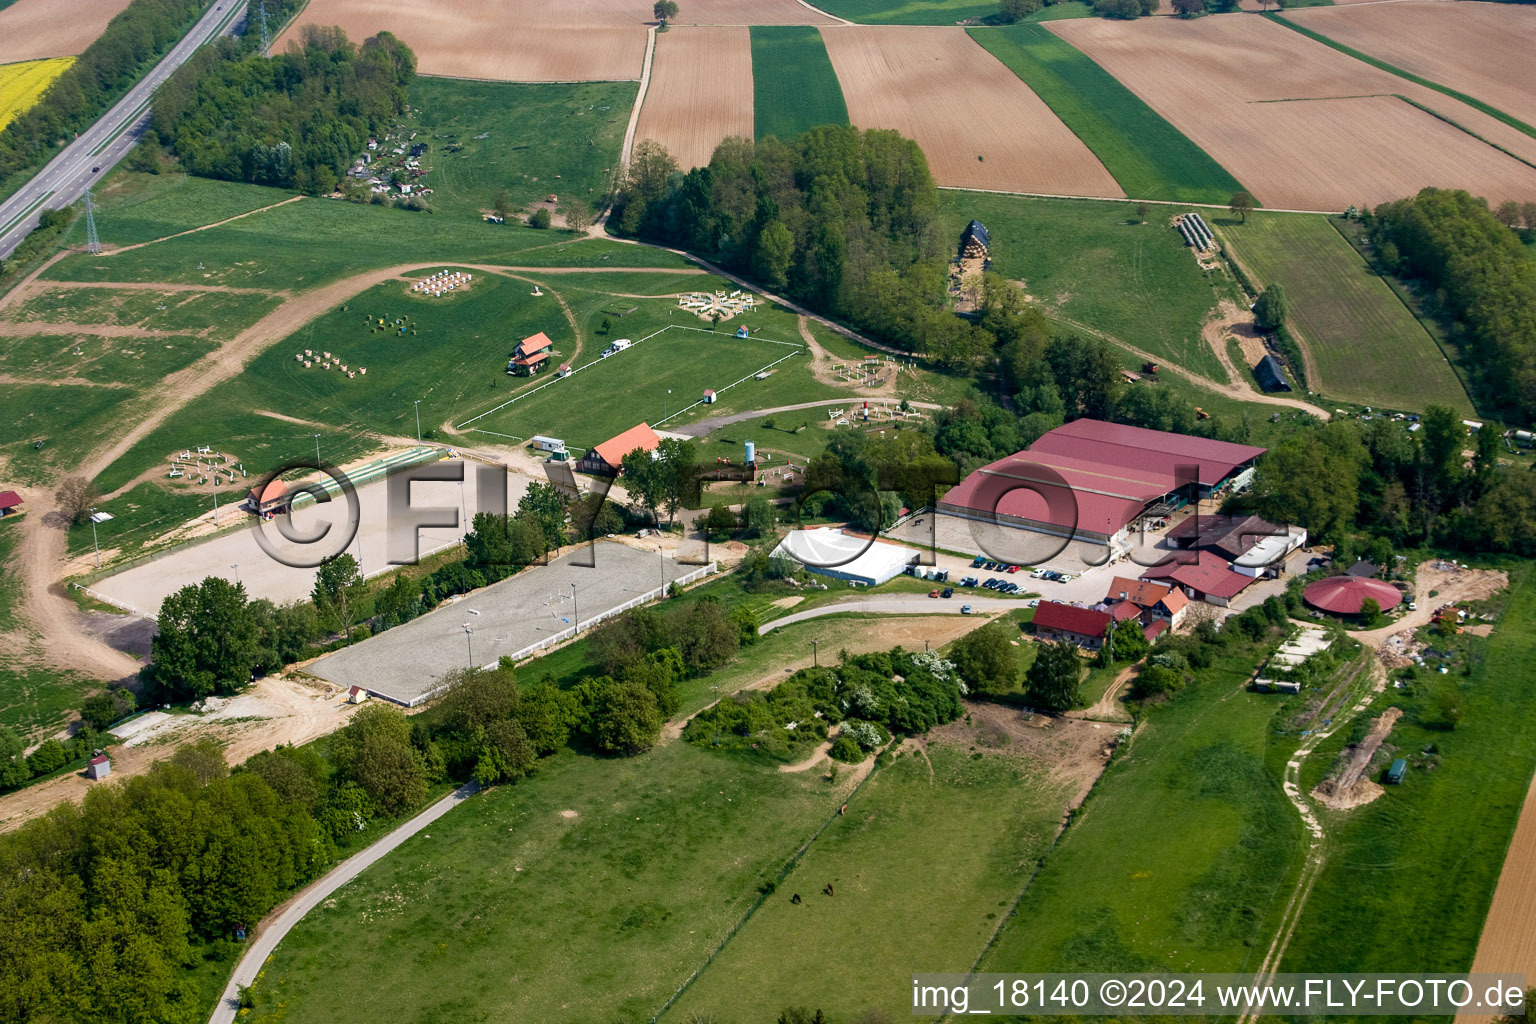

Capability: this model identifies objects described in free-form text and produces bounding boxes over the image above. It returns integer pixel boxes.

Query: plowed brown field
[1289,1,1536,128]
[0,0,133,63]
[822,26,1121,197]
[274,0,647,80]
[1048,13,1536,211]
[275,0,835,80]
[634,27,754,170]
[1459,768,1536,1024]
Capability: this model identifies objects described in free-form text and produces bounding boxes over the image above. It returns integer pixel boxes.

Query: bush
[529,208,552,229]
[828,734,864,763]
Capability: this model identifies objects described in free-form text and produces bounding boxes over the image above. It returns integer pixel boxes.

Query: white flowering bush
[841,718,887,752]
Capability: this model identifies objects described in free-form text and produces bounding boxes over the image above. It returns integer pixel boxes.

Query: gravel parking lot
[307,541,700,704]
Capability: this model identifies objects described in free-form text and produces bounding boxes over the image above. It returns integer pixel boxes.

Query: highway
[0,0,248,260]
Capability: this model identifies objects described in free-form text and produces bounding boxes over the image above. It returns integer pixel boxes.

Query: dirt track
[822,26,1122,197]
[1461,768,1536,1023]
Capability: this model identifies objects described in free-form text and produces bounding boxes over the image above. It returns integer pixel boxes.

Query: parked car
[1030,568,1047,579]
[941,587,953,598]
[1057,573,1075,583]
[961,604,973,615]
[971,557,986,568]
[929,589,940,598]
[1006,565,1020,573]
[960,576,978,587]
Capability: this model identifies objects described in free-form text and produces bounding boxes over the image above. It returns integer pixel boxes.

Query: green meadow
[811,0,1090,25]
[1214,212,1474,414]
[939,192,1232,381]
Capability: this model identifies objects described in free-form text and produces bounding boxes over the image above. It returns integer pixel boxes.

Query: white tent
[771,528,917,586]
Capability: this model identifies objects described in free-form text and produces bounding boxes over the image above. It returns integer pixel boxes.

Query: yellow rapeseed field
[0,56,75,132]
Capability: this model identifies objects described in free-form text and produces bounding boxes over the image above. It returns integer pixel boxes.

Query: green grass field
[408,77,637,219]
[812,0,1090,24]
[0,525,97,734]
[43,175,691,293]
[940,193,1230,380]
[1281,565,1536,974]
[1214,213,1474,414]
[969,25,1244,204]
[4,285,280,340]
[83,173,301,248]
[667,740,1073,1021]
[750,27,849,141]
[979,643,1304,977]
[243,741,855,1024]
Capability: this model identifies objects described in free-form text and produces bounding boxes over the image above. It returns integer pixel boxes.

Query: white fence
[402,560,719,706]
[70,583,147,619]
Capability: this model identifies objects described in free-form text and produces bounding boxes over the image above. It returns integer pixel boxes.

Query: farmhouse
[771,528,918,587]
[936,420,1265,552]
[244,479,289,514]
[507,332,553,376]
[0,490,23,517]
[1032,601,1111,650]
[1104,576,1190,628]
[579,422,660,475]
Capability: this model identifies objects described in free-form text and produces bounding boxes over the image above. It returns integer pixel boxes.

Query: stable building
[1032,601,1111,650]
[937,419,1265,554]
[507,331,553,376]
[578,422,661,475]
[1254,354,1292,392]
[1165,513,1306,571]
[1142,551,1256,607]
[1104,575,1190,629]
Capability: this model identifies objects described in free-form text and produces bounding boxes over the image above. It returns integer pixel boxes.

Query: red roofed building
[1032,601,1112,650]
[508,332,554,376]
[1104,575,1190,628]
[579,422,661,475]
[937,419,1264,553]
[245,478,289,513]
[1142,551,1255,607]
[0,490,23,517]
[1303,575,1403,616]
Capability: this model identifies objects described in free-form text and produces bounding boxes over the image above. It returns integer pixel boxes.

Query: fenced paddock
[308,542,712,705]
[456,324,804,447]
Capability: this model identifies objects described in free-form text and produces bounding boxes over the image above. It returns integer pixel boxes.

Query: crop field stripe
[968,24,1245,204]
[749,26,849,141]
[1267,14,1536,143]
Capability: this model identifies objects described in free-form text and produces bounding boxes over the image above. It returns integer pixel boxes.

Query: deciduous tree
[1229,190,1256,222]
[949,621,1019,696]
[55,476,100,525]
[1024,640,1083,712]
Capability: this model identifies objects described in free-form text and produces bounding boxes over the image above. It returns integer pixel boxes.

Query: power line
[84,187,100,255]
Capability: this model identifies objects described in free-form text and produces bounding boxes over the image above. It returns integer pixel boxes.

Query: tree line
[150,25,415,193]
[1245,403,1535,555]
[1368,188,1536,423]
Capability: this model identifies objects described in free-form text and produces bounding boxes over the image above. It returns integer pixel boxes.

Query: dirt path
[620,26,658,168]
[1461,767,1536,1023]
[106,195,305,255]
[0,320,188,338]
[798,314,899,397]
[1069,662,1137,724]
[1201,299,1269,377]
[26,280,286,295]
[1049,309,1332,420]
[1311,705,1402,811]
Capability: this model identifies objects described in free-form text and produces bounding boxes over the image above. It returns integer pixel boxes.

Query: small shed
[347,685,370,705]
[1254,355,1292,392]
[86,755,111,780]
[1386,758,1407,784]
[0,490,23,517]
[246,479,289,513]
[702,390,717,404]
[556,363,572,378]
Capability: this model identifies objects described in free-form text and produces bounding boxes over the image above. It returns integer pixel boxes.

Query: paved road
[760,594,1022,634]
[678,397,942,437]
[208,780,479,1024]
[0,0,248,260]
